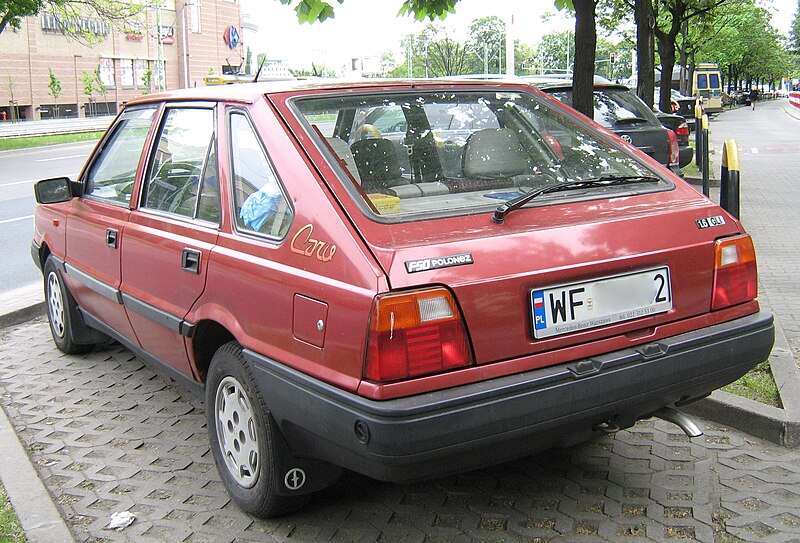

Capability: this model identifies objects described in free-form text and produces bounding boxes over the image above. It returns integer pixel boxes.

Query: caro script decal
[405,253,474,273]
[290,224,336,262]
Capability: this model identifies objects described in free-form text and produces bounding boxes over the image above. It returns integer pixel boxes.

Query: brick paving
[1,100,800,542]
[0,318,799,542]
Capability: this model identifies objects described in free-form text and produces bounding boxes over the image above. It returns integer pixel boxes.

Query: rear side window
[143,107,219,222]
[229,112,293,238]
[84,107,157,204]
[697,74,708,90]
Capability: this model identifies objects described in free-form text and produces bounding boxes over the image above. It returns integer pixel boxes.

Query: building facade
[0,0,242,121]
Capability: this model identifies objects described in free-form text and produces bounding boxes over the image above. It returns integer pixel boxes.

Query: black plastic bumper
[245,310,774,482]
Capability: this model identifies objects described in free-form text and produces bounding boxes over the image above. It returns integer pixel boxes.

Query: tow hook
[653,407,704,438]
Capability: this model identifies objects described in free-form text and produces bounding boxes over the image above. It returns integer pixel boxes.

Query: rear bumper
[246,310,773,482]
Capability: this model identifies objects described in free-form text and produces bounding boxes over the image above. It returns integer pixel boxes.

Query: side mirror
[34,177,76,204]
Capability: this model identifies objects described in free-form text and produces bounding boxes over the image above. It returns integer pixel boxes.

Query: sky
[240,0,798,73]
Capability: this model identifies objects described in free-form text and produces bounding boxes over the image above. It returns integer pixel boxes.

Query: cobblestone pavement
[2,319,800,543]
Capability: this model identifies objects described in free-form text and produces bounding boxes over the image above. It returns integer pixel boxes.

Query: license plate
[530,267,672,339]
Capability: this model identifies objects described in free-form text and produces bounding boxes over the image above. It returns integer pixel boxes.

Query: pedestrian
[750,88,757,110]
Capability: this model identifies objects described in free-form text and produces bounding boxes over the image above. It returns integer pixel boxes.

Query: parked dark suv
[525,77,682,175]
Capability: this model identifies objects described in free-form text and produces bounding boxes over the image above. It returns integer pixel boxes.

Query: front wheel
[206,342,309,518]
[43,257,94,355]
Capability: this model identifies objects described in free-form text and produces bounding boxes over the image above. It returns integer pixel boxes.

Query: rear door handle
[106,228,118,248]
[181,248,201,274]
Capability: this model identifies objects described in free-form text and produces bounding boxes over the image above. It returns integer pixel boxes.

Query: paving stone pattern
[1,320,800,543]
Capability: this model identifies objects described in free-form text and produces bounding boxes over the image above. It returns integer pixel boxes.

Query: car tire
[206,342,309,518]
[43,257,95,355]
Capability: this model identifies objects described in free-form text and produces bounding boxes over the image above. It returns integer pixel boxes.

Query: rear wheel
[206,342,309,518]
[43,257,94,355]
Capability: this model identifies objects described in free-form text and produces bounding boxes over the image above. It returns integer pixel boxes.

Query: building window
[121,59,134,87]
[134,60,148,88]
[98,58,115,88]
[190,0,201,34]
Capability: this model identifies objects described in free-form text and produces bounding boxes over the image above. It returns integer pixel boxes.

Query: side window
[230,112,293,237]
[143,107,217,220]
[85,107,157,204]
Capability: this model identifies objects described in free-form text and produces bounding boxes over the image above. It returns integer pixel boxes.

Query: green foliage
[398,0,457,21]
[1,0,147,42]
[80,70,95,97]
[140,68,152,94]
[466,16,505,73]
[47,67,61,101]
[279,0,343,23]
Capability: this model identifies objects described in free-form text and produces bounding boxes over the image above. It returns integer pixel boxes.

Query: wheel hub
[47,272,65,339]
[215,376,260,488]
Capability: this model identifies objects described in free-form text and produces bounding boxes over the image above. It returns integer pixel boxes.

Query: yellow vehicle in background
[693,63,723,114]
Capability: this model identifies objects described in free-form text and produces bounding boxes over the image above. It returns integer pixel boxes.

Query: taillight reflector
[668,129,679,166]
[711,235,758,310]
[365,288,474,383]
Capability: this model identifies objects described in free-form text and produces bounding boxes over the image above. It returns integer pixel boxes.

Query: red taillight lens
[676,122,689,137]
[711,235,758,310]
[668,129,679,166]
[364,288,474,383]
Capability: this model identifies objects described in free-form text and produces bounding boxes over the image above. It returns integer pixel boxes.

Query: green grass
[0,131,103,151]
[0,486,26,543]
[722,360,781,408]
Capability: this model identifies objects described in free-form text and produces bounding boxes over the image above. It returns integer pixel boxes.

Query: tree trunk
[635,0,655,107]
[654,1,685,113]
[572,0,597,119]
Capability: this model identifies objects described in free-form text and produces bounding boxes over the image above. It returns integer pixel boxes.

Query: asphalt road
[0,141,96,293]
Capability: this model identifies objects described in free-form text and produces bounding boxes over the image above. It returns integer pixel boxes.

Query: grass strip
[0,131,103,151]
[0,486,27,543]
[722,360,781,408]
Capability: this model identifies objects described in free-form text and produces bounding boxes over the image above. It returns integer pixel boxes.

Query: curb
[683,315,799,447]
[0,392,77,543]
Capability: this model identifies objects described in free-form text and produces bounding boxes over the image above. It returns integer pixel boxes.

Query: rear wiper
[491,176,660,224]
[614,116,649,124]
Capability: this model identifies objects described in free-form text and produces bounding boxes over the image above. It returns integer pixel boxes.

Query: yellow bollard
[720,139,740,219]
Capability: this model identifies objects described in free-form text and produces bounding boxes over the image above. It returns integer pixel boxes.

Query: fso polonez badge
[405,253,474,273]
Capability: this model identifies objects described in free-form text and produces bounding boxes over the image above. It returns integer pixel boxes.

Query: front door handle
[181,248,201,274]
[106,228,118,248]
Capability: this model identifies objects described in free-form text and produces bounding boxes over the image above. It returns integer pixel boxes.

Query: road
[0,141,96,293]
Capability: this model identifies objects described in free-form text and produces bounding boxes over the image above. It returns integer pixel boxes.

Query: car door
[120,103,220,378]
[64,106,159,345]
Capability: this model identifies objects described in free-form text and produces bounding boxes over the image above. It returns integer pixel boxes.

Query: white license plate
[530,267,672,339]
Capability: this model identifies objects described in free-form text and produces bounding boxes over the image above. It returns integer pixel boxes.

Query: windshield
[292,89,670,221]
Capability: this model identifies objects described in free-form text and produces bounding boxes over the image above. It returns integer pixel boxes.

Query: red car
[32,80,773,517]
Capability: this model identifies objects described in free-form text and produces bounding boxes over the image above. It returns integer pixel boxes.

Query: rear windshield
[547,88,661,128]
[292,89,669,220]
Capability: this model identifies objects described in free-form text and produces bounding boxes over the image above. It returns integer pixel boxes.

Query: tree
[81,70,96,116]
[47,68,62,118]
[467,16,505,73]
[141,69,152,95]
[1,0,146,40]
[94,67,109,113]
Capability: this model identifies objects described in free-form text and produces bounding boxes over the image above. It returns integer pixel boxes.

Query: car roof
[124,78,539,106]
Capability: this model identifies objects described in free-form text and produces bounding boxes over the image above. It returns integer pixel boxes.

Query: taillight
[676,122,689,137]
[711,235,758,310]
[364,287,474,383]
[668,129,679,166]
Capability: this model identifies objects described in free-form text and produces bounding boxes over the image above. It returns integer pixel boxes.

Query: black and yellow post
[700,114,710,197]
[720,139,740,219]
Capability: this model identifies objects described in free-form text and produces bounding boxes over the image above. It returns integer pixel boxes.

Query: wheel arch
[190,319,236,384]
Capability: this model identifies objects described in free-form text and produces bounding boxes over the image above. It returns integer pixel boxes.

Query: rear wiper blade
[614,116,649,124]
[492,176,660,224]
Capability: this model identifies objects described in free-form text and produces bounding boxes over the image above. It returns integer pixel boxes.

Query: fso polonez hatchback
[32,80,774,517]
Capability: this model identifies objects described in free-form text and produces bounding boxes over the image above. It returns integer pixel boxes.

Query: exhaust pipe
[653,407,703,438]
